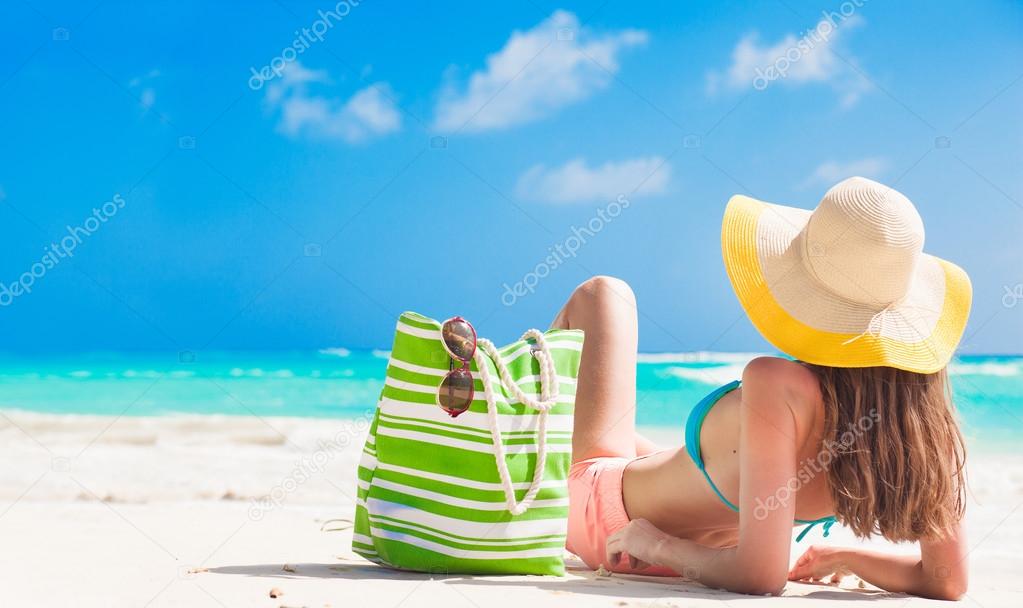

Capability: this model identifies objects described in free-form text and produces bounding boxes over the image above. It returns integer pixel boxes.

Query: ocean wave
[0,410,371,503]
[638,352,764,364]
[950,362,1019,377]
[660,364,745,385]
[657,360,1020,382]
[121,366,162,376]
[122,370,163,378]
[229,368,272,377]
[0,410,362,446]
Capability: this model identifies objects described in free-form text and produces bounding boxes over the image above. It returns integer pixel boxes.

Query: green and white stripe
[352,311,582,575]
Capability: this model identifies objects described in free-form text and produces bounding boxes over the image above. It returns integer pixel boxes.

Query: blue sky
[1,0,1020,354]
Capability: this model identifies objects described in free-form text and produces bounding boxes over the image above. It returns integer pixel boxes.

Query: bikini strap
[795,517,837,542]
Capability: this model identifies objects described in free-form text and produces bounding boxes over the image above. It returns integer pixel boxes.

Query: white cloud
[128,68,161,111]
[128,68,160,88]
[799,157,887,190]
[434,10,647,132]
[516,156,670,203]
[708,15,871,108]
[275,62,324,88]
[266,61,402,143]
[139,88,155,109]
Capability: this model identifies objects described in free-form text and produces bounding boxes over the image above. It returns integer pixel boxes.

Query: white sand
[1,412,1020,607]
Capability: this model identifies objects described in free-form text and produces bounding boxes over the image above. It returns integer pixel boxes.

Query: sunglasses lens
[438,369,473,417]
[442,318,476,361]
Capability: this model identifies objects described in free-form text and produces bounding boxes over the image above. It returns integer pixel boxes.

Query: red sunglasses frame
[437,316,477,417]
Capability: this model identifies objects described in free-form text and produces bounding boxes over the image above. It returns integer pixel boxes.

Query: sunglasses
[437,316,477,418]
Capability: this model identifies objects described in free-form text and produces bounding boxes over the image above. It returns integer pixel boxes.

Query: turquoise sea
[0,351,1019,452]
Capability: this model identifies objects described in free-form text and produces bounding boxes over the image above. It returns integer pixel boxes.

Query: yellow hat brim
[721,195,972,374]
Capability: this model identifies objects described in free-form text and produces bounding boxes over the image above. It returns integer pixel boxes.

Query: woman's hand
[605,518,671,570]
[788,545,851,584]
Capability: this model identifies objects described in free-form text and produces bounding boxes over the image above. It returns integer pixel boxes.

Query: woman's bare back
[622,368,836,547]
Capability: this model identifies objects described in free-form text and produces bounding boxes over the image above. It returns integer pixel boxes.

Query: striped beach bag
[352,312,583,575]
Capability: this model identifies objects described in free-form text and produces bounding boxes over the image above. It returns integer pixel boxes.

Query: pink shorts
[566,455,678,576]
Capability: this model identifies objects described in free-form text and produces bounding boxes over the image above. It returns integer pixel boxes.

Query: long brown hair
[806,364,967,542]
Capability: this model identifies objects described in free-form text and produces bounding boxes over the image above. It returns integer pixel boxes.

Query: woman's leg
[551,276,640,463]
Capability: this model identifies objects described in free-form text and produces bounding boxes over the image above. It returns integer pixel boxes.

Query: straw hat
[721,176,971,374]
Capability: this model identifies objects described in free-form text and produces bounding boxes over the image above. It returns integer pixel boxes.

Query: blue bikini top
[684,380,836,542]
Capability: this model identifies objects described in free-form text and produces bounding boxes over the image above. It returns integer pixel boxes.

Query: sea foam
[661,364,745,385]
[637,351,765,364]
[950,362,1019,377]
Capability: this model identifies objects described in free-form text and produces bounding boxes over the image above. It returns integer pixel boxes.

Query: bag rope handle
[473,328,559,515]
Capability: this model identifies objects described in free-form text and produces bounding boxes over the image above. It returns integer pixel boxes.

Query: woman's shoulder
[741,356,823,416]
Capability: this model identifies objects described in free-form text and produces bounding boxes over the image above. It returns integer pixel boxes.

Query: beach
[4,0,1019,603]
[2,408,1021,607]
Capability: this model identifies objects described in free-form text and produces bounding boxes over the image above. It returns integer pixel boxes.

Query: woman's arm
[607,358,811,594]
[606,521,786,594]
[788,521,969,600]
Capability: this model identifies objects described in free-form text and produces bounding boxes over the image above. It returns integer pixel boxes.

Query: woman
[554,177,971,599]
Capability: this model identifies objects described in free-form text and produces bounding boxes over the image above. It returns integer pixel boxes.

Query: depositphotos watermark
[752,0,868,91]
[753,408,880,520]
[501,194,632,307]
[247,415,371,520]
[1,194,126,306]
[248,0,362,90]
[1003,284,1022,308]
